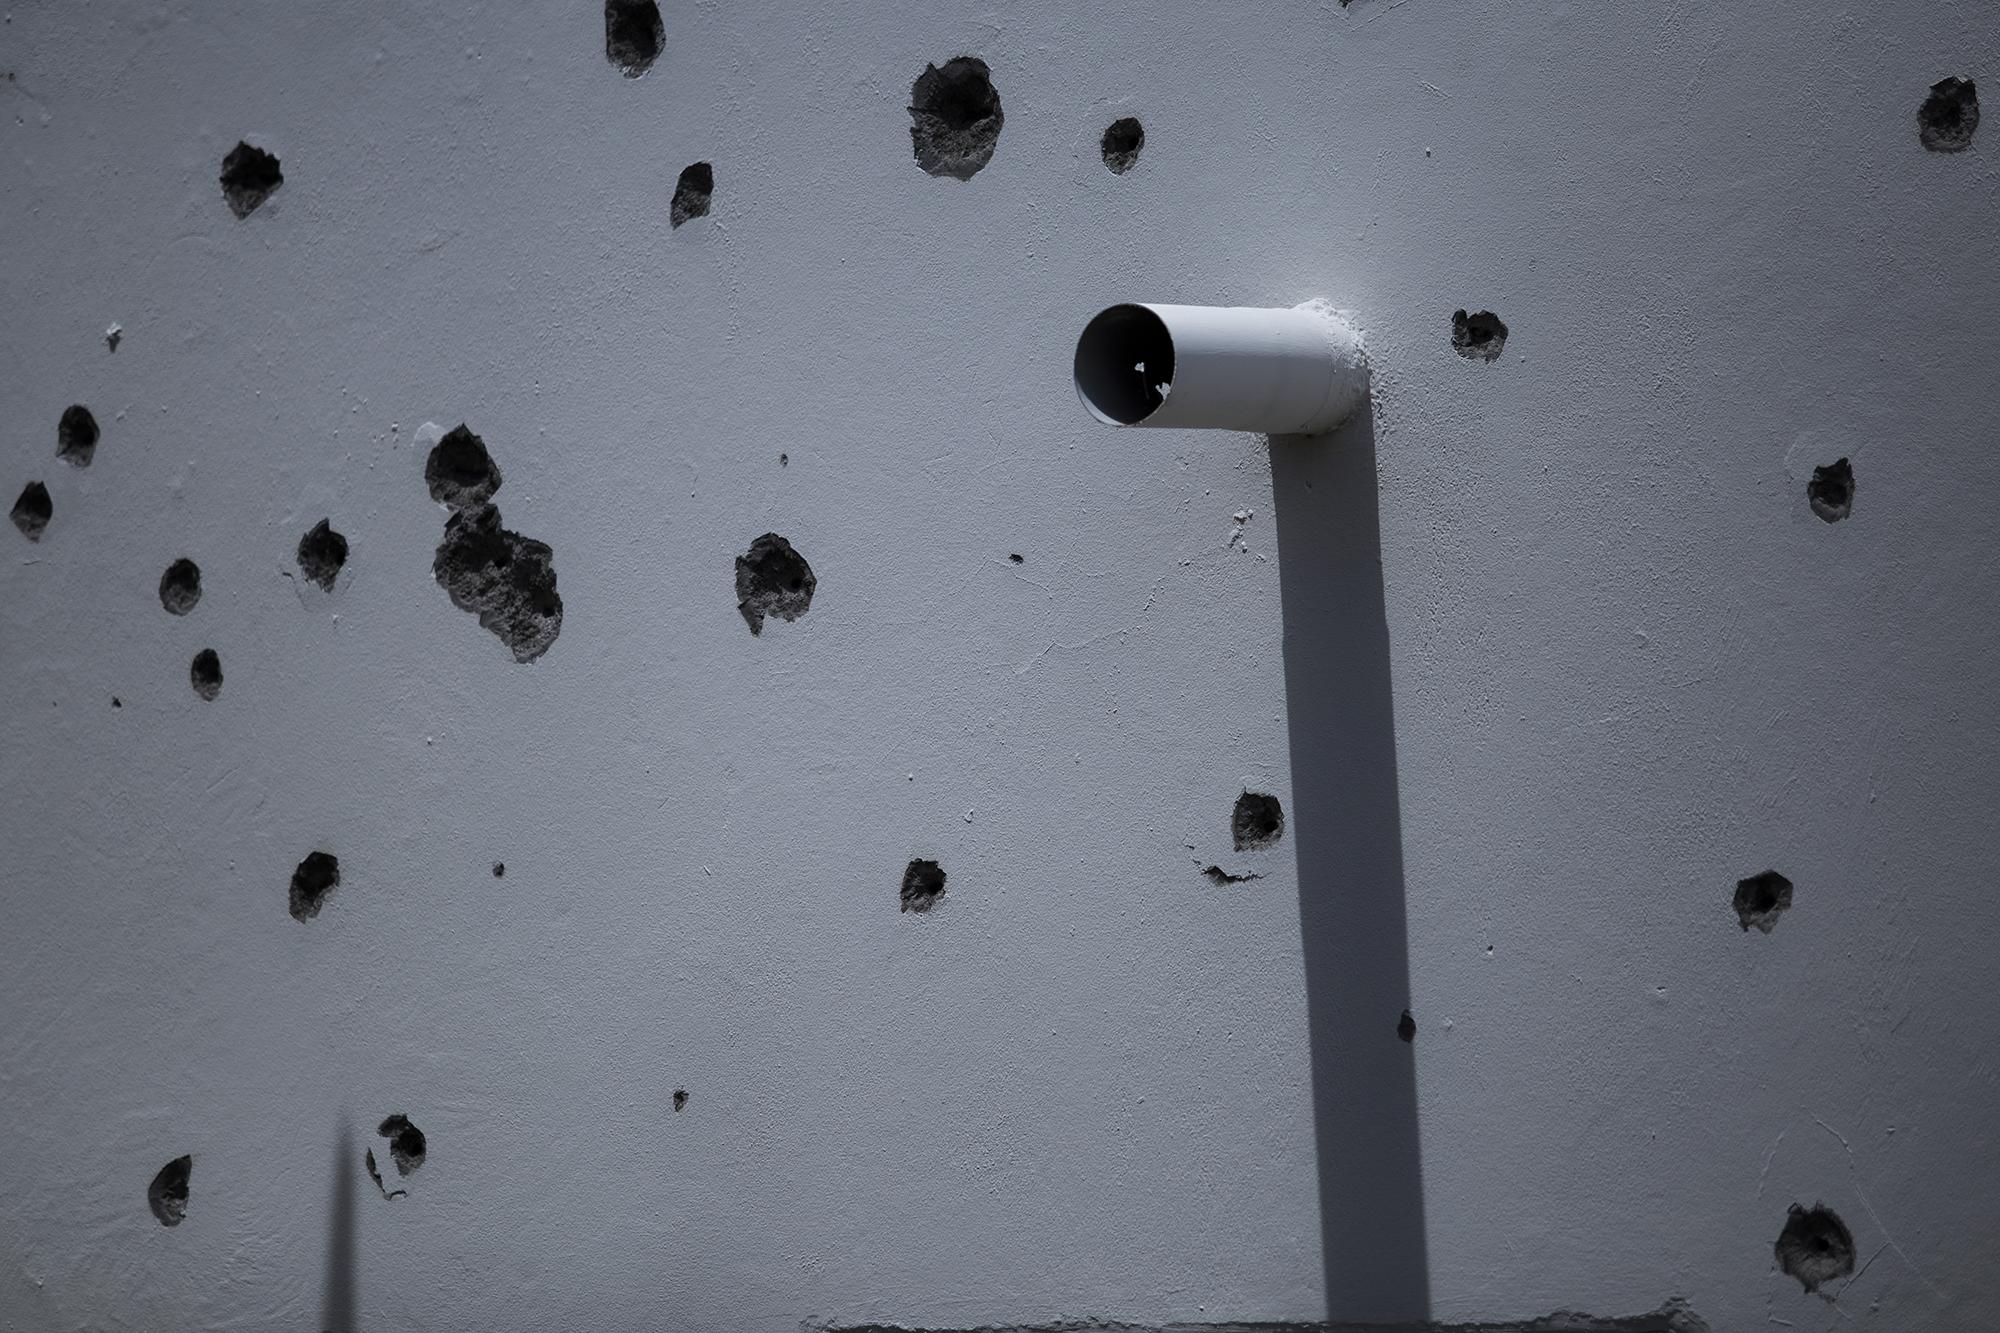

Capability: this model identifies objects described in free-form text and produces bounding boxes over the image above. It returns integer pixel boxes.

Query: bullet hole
[492,861,506,878]
[1397,1010,1417,1042]
[672,1089,689,1112]
[1100,116,1144,174]
[106,324,122,353]
[779,453,789,466]
[1008,553,1024,563]
[671,161,713,227]
[57,404,98,466]
[112,697,122,708]
[1202,864,1261,885]
[1918,77,1979,153]
[147,1155,191,1227]
[433,504,564,663]
[289,851,339,922]
[296,519,348,591]
[1232,791,1284,850]
[735,533,815,635]
[189,649,222,702]
[1732,870,1792,933]
[376,1114,426,1175]
[1452,309,1508,362]
[364,1151,405,1201]
[219,141,283,218]
[909,56,1003,181]
[900,859,946,913]
[605,0,664,77]
[10,482,51,541]
[1775,1203,1855,1293]
[158,558,202,615]
[1808,458,1854,523]
[425,424,503,510]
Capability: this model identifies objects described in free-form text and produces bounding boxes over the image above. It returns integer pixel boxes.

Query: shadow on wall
[321,1119,358,1333]
[1268,403,1431,1324]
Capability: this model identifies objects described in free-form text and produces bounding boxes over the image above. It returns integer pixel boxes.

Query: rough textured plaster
[2,2,1998,1332]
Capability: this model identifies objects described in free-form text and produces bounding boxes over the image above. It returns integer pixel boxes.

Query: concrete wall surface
[2,2,1995,1331]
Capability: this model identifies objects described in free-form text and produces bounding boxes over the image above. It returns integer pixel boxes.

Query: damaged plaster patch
[189,649,223,701]
[296,519,348,590]
[219,141,283,218]
[1452,309,1508,362]
[58,405,98,466]
[735,533,815,634]
[1733,870,1792,933]
[433,504,564,662]
[147,1155,192,1226]
[377,1114,426,1175]
[10,482,51,541]
[1100,117,1144,174]
[1231,791,1284,850]
[1807,459,1854,523]
[1775,1203,1855,1293]
[605,0,664,77]
[671,161,713,227]
[289,851,339,922]
[1918,76,1979,152]
[909,57,1003,180]
[425,425,503,510]
[159,558,202,615]
[900,859,946,912]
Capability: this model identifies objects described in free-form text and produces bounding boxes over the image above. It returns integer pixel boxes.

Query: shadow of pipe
[1269,400,1431,1323]
[321,1117,358,1333]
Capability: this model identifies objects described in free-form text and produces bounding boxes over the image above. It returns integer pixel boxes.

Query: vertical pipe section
[1073,300,1368,436]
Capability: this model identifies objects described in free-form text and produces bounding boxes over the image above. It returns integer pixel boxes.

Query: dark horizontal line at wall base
[818,1301,1708,1333]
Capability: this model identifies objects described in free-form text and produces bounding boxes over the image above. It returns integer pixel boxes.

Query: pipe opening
[1074,304,1175,425]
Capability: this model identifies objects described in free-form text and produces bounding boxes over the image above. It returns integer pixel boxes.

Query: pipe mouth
[1074,304,1175,425]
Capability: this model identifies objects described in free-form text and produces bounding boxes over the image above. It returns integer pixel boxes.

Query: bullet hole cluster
[1918,76,1979,153]
[1775,1203,1855,1292]
[10,482,50,541]
[1452,309,1508,362]
[1733,870,1792,933]
[909,57,1004,180]
[1808,459,1854,523]
[735,533,815,635]
[1232,791,1284,850]
[426,426,564,663]
[219,142,283,218]
[605,0,664,77]
[190,649,223,701]
[671,162,713,227]
[296,519,348,591]
[1101,117,1144,174]
[58,405,98,467]
[147,1155,192,1227]
[159,558,202,615]
[900,859,946,912]
[289,851,339,922]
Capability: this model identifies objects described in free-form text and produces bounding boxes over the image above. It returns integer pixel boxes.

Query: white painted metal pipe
[1073,300,1368,436]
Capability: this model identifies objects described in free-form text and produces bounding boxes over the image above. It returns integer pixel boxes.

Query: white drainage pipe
[1072,300,1368,436]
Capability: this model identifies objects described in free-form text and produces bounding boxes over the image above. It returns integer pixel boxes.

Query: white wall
[1,3,1994,1331]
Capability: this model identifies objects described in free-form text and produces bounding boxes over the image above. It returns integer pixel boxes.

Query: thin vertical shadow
[321,1118,358,1333]
[1269,401,1431,1323]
